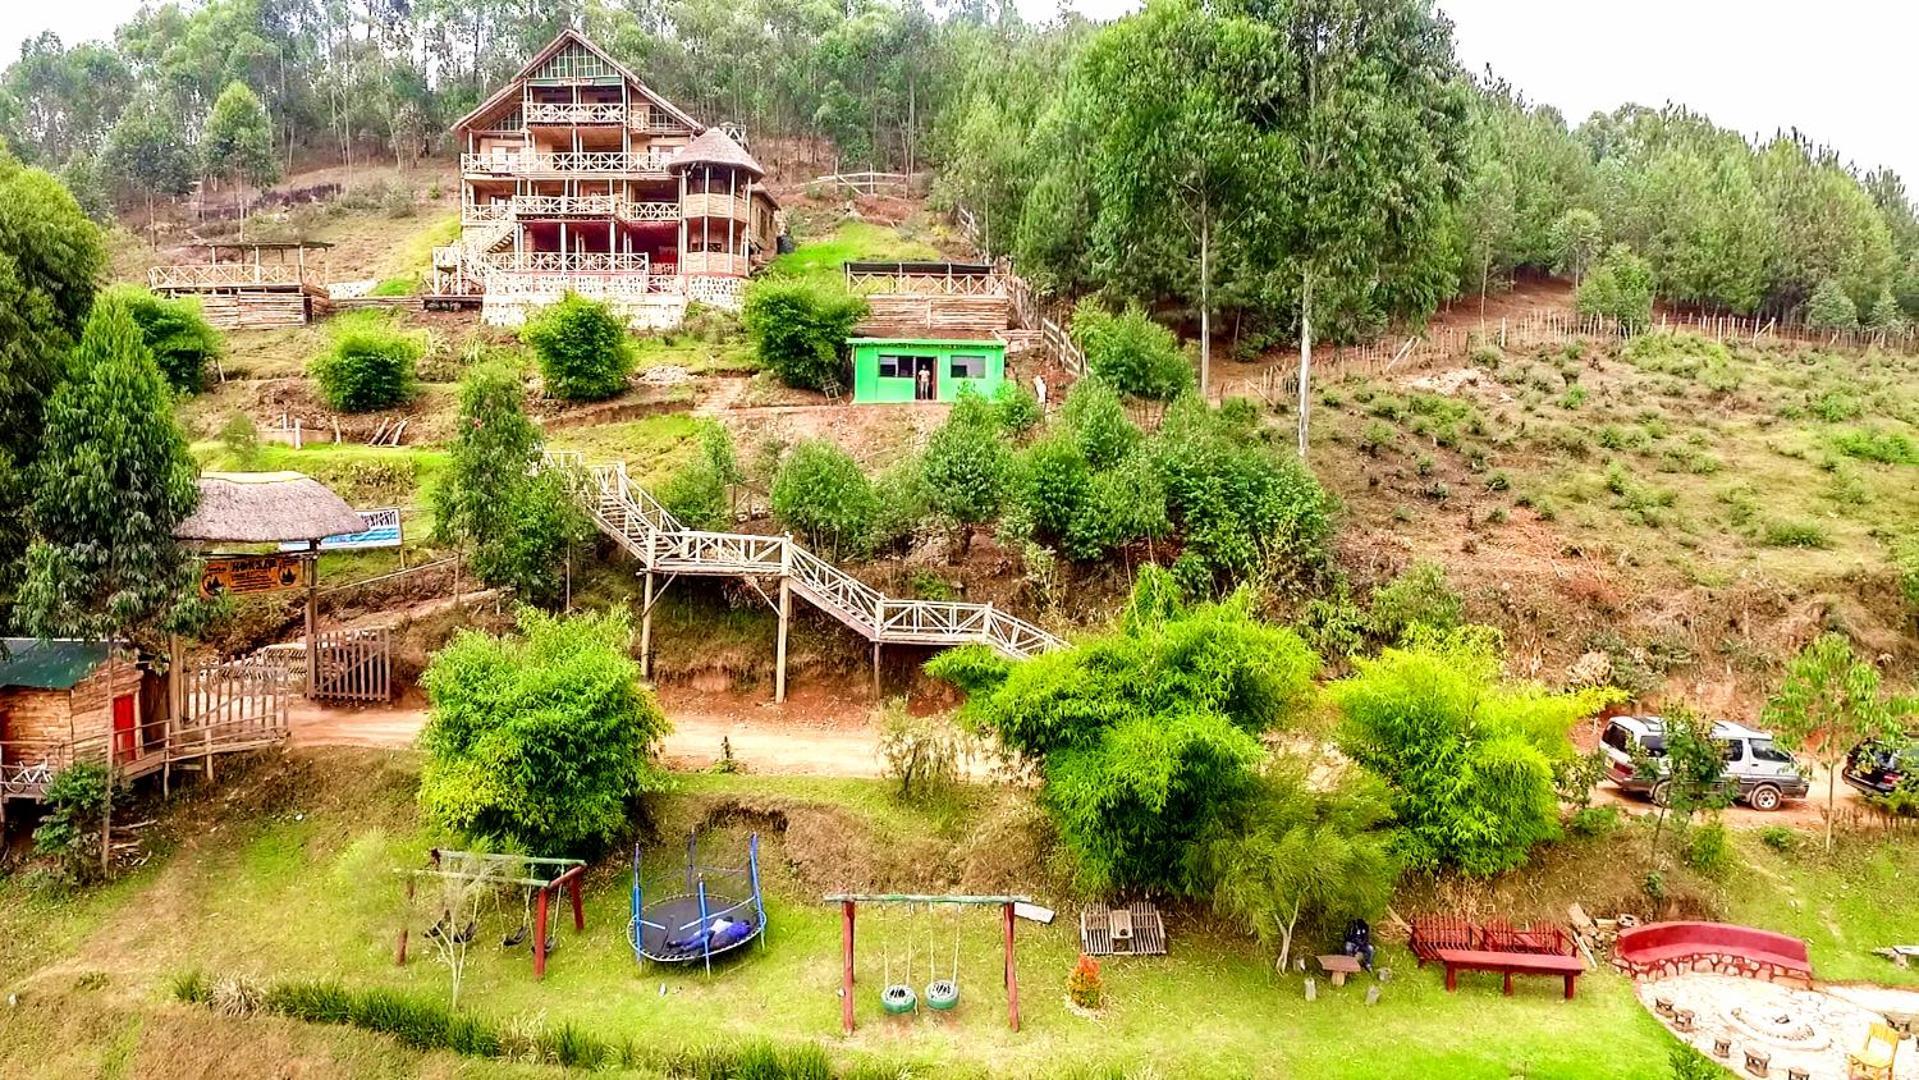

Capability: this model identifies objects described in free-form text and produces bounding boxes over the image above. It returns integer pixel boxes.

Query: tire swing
[881,903,918,1016]
[925,906,960,1012]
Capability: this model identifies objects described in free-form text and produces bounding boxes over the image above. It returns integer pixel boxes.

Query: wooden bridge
[546,452,1065,700]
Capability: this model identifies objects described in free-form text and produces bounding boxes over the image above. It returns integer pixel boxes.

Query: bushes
[1332,628,1624,876]
[33,762,112,883]
[930,568,1320,895]
[742,278,868,390]
[991,380,1043,436]
[920,389,1011,554]
[1831,427,1919,465]
[1072,302,1193,401]
[521,292,635,402]
[1366,561,1462,644]
[875,698,968,801]
[418,608,668,856]
[1804,278,1859,331]
[109,285,221,394]
[655,419,743,531]
[309,314,421,411]
[1575,244,1655,330]
[1684,818,1733,876]
[771,440,882,559]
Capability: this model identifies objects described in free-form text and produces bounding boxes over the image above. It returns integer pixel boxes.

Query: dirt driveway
[1591,765,1865,830]
[288,683,886,777]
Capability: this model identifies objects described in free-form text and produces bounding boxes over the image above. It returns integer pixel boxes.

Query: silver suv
[1601,715,1809,812]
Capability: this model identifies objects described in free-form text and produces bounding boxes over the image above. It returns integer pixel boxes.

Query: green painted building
[849,338,1006,404]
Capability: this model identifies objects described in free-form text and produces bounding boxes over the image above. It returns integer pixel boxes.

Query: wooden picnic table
[1434,947,1585,1000]
[1316,954,1364,986]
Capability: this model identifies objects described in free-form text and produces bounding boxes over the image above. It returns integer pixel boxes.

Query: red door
[112,694,137,762]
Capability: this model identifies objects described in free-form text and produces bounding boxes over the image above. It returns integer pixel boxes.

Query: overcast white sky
[6,0,1916,183]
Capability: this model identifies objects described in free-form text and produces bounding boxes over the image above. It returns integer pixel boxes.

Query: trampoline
[629,831,766,973]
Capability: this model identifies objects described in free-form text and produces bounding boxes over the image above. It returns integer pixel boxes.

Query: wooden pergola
[148,240,332,293]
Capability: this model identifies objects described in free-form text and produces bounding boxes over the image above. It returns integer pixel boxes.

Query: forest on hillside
[4,0,1917,351]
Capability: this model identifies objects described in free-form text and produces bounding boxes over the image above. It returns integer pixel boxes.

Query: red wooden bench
[1435,947,1586,999]
[1410,914,1480,965]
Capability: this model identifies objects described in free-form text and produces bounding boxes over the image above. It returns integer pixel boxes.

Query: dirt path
[1591,766,1864,830]
[288,683,886,777]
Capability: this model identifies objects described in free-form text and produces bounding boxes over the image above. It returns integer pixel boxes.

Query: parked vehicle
[1842,740,1911,797]
[1600,715,1809,811]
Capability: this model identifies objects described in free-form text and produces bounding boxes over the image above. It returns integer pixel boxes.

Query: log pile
[193,291,310,330]
[857,294,1008,339]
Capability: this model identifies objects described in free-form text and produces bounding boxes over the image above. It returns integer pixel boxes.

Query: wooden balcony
[488,251,653,274]
[149,263,312,291]
[460,151,673,178]
[682,191,749,222]
[525,102,626,125]
[507,195,679,222]
[488,270,682,303]
[461,201,514,224]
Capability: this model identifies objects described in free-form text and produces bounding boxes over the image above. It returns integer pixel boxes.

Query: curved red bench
[1613,922,1811,986]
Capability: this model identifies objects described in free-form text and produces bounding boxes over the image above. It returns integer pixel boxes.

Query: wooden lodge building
[432,29,782,328]
[149,241,332,330]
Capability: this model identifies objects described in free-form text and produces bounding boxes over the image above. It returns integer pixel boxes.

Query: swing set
[396,849,587,980]
[824,892,1033,1034]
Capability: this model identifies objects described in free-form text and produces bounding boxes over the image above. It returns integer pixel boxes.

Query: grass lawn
[768,221,941,288]
[0,754,1695,1079]
[1726,831,1919,986]
[544,415,705,487]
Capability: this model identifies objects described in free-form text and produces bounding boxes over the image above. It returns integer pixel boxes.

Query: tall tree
[1762,633,1907,852]
[102,95,197,242]
[16,294,198,876]
[201,80,278,191]
[0,155,105,626]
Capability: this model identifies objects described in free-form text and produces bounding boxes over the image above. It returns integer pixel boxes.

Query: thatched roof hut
[174,472,364,544]
[668,129,765,178]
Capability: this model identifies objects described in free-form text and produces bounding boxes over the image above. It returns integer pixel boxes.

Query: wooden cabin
[849,338,1007,404]
[845,261,1012,339]
[148,241,332,329]
[436,28,782,328]
[0,639,162,810]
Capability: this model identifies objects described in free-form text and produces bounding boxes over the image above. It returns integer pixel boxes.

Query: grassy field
[0,751,1762,1080]
[768,220,942,287]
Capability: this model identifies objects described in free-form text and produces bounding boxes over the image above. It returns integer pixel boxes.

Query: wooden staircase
[547,452,1064,697]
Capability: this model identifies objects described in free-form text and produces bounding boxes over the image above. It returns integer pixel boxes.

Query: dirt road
[288,683,886,777]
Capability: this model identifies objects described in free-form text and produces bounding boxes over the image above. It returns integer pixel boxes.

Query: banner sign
[281,508,403,553]
[199,553,310,598]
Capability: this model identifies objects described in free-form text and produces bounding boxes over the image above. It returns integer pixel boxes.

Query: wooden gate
[311,628,392,702]
[177,654,292,755]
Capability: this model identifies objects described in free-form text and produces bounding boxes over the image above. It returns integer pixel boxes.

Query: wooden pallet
[1080,901,1167,957]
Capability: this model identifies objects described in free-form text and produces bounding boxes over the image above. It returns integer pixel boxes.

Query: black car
[1843,741,1911,796]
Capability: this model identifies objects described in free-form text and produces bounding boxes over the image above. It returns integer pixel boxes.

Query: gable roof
[667,128,765,178]
[453,28,703,136]
[0,639,110,691]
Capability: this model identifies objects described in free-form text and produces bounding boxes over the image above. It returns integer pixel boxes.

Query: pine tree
[17,294,198,878]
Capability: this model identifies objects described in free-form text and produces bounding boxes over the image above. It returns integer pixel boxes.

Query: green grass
[368,275,418,297]
[768,220,941,287]
[543,414,703,486]
[0,753,1706,1079]
[1725,830,1919,985]
[632,335,759,375]
[380,211,461,281]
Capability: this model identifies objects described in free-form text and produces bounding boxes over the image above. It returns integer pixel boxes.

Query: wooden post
[305,542,319,698]
[534,886,550,980]
[1003,901,1020,1032]
[841,899,857,1035]
[640,569,655,679]
[775,536,792,704]
[872,641,882,699]
[164,633,180,797]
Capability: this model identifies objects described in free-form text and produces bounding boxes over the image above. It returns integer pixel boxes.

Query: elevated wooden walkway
[546,452,1065,699]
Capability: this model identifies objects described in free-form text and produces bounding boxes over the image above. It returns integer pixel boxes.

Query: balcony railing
[149,263,311,290]
[461,201,514,224]
[682,191,749,222]
[460,151,674,177]
[489,271,683,302]
[485,251,654,274]
[526,102,626,125]
[512,194,618,217]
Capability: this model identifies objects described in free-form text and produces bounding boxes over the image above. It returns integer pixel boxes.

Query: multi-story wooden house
[435,29,780,327]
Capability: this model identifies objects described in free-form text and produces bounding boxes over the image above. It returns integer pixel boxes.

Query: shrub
[1670,1044,1722,1080]
[1067,954,1103,1009]
[1367,561,1463,644]
[875,699,968,802]
[1575,244,1655,330]
[921,389,1011,554]
[741,278,867,390]
[1061,378,1140,468]
[169,969,211,1005]
[990,380,1043,436]
[1332,627,1624,876]
[33,762,112,883]
[1758,825,1799,853]
[771,439,880,558]
[1761,519,1831,549]
[1071,301,1193,400]
[1566,805,1621,839]
[521,292,635,402]
[1805,278,1859,331]
[930,568,1320,895]
[1684,818,1733,876]
[1896,536,1919,613]
[218,412,259,467]
[656,420,741,532]
[309,314,421,411]
[1832,427,1919,465]
[418,608,668,856]
[109,285,221,394]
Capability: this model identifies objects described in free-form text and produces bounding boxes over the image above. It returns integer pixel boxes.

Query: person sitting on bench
[1342,919,1375,971]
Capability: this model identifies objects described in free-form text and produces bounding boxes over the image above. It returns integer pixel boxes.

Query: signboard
[199,553,311,599]
[280,508,403,553]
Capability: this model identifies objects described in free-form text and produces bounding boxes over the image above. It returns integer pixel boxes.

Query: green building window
[949,355,986,379]
[877,355,909,378]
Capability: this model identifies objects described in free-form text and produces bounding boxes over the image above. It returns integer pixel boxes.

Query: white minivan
[1600,715,1809,812]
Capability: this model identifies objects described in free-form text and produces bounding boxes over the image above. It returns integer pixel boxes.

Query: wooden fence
[309,627,392,703]
[812,171,911,197]
[954,206,1084,375]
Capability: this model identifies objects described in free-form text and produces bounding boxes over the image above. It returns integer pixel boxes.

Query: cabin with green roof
[849,338,1006,404]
